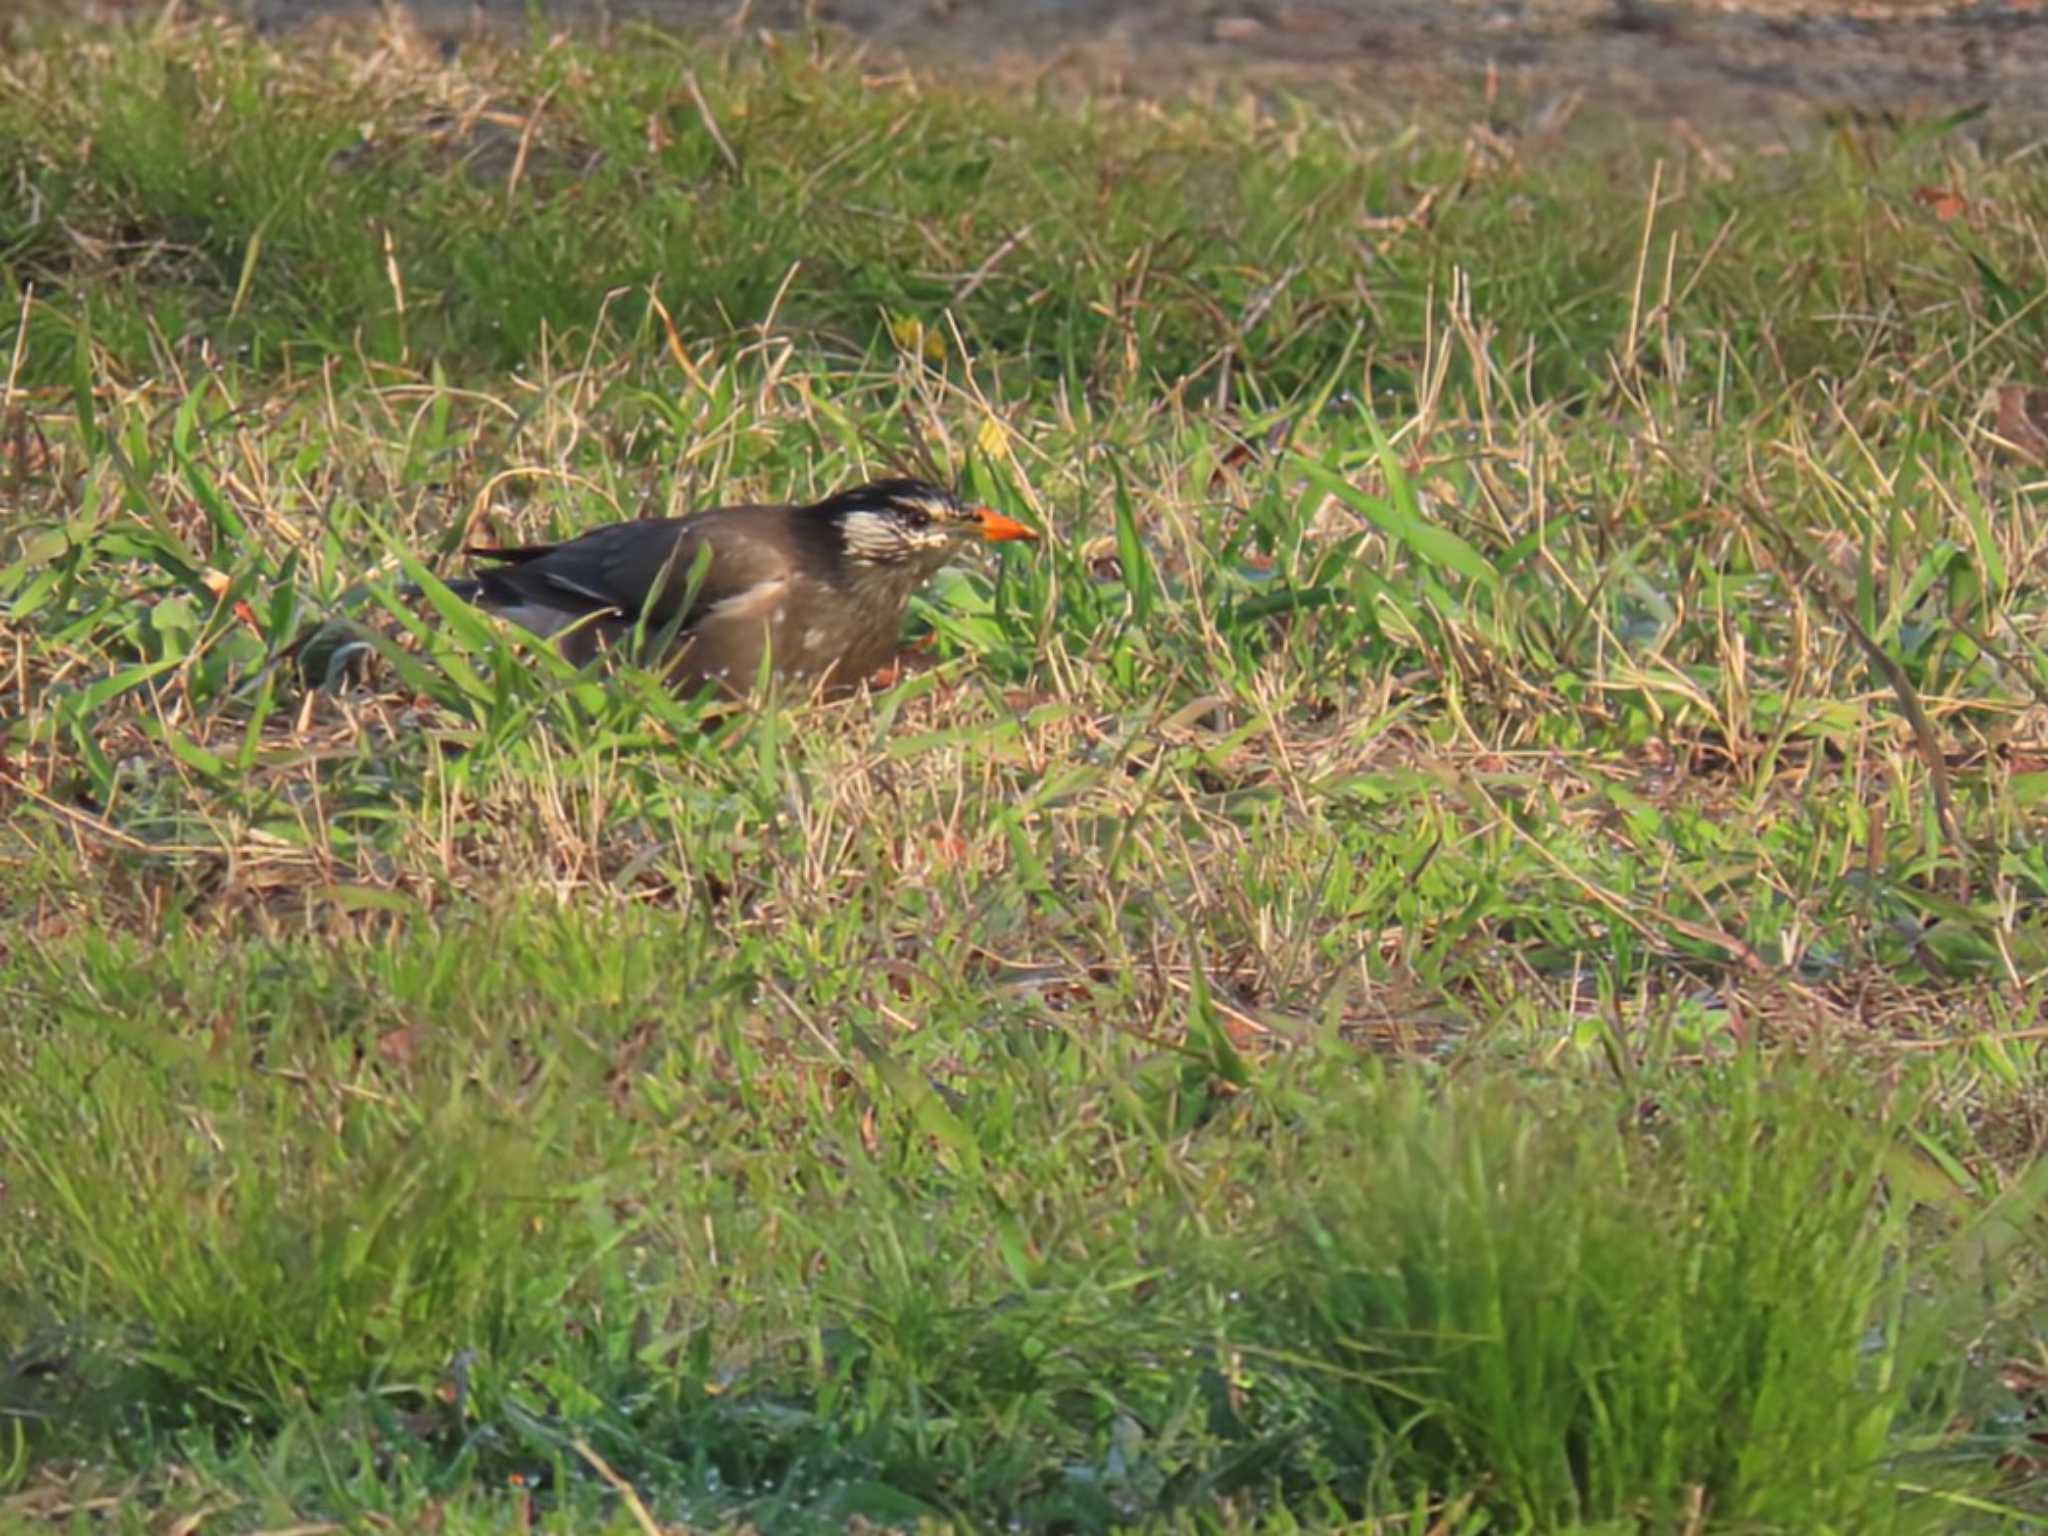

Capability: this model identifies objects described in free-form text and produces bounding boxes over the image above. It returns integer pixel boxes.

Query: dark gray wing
[465,507,794,638]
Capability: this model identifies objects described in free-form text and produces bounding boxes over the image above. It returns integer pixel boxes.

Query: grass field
[7,5,2048,1531]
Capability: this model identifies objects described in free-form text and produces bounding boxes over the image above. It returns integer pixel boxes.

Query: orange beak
[973,506,1040,543]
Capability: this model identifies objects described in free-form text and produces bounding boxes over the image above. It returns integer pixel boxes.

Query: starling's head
[819,478,1038,568]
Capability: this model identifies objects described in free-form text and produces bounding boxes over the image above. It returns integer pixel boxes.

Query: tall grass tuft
[1241,1069,1965,1531]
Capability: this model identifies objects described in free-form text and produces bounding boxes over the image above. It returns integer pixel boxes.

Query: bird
[443,477,1039,696]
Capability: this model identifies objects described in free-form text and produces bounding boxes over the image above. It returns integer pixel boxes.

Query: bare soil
[68,0,2048,141]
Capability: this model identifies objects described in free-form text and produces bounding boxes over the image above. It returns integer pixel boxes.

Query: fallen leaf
[976,414,1012,461]
[1207,416,1293,490]
[1914,186,1969,222]
[1993,385,2048,465]
[859,1103,882,1158]
[376,1024,421,1066]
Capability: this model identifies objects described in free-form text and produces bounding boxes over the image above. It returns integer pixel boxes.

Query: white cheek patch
[838,510,905,563]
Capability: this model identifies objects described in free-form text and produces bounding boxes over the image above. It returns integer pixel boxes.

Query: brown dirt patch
[59,0,2036,142]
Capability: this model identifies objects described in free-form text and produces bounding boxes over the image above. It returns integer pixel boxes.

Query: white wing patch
[485,602,583,638]
[541,571,626,609]
[704,575,792,621]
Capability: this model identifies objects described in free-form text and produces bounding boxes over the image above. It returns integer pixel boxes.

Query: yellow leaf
[887,312,923,351]
[887,312,947,363]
